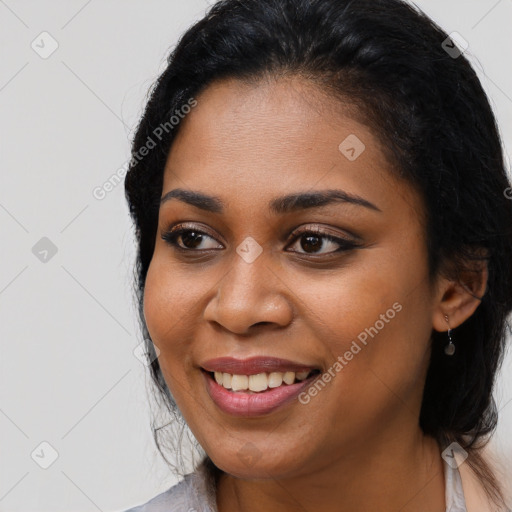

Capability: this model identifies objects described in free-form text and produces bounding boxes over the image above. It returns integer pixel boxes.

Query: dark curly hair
[124,0,512,505]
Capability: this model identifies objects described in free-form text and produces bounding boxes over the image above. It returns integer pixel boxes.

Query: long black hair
[124,0,512,505]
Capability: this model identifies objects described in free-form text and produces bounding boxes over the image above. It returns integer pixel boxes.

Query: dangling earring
[444,315,455,356]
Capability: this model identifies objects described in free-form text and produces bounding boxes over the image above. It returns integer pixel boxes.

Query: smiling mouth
[202,368,322,394]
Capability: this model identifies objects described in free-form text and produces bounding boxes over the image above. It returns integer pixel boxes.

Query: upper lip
[201,356,319,376]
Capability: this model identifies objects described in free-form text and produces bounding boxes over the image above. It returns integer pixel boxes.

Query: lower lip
[202,370,320,417]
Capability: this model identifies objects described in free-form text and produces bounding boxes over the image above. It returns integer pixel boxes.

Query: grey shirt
[124,458,468,512]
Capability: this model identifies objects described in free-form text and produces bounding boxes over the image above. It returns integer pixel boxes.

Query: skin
[143,75,488,512]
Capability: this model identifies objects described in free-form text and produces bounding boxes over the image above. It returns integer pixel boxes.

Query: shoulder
[122,474,194,512]
[458,461,509,512]
[123,462,218,512]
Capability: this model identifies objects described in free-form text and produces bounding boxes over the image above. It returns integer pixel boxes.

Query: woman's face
[143,76,440,479]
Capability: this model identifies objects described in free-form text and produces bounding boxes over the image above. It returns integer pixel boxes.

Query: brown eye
[299,234,324,253]
[161,225,223,251]
[176,230,204,249]
[287,229,359,255]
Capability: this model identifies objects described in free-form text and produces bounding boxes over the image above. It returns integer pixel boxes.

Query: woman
[123,0,512,510]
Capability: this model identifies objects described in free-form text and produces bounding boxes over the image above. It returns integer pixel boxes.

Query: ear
[432,254,489,332]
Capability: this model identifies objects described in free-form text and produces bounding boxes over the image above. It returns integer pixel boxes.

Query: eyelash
[161,223,361,256]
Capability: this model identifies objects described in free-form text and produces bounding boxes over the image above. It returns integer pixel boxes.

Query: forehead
[161,76,421,221]
[167,76,368,168]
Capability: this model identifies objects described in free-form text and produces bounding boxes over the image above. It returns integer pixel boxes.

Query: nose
[203,252,294,335]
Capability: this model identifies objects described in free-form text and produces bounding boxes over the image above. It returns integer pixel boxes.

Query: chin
[210,450,307,481]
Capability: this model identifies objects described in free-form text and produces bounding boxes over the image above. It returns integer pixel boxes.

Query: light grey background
[0,1,511,510]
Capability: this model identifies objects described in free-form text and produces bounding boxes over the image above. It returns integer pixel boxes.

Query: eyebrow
[160,188,381,214]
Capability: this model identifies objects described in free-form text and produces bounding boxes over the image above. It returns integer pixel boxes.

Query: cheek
[292,260,405,353]
[143,260,193,369]
[143,258,196,341]
[142,257,219,395]
[297,246,432,399]
[143,261,170,345]
[142,261,196,408]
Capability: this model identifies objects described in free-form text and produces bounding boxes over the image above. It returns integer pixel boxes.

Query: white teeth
[231,374,249,391]
[268,372,283,388]
[212,370,314,392]
[283,371,295,385]
[248,373,268,392]
[222,372,232,389]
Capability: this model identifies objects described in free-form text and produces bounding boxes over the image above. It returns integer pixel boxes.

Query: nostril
[252,321,273,328]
